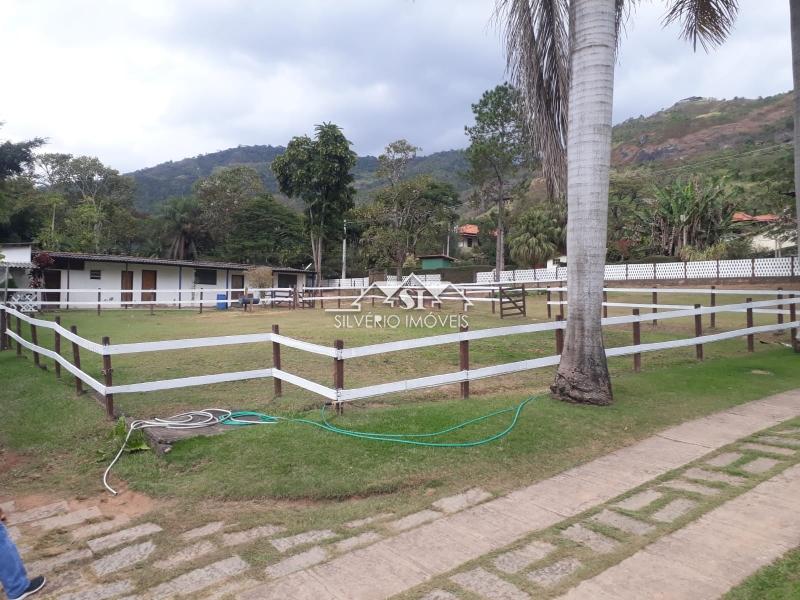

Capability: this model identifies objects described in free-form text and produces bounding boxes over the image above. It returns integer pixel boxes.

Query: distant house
[457,224,480,252]
[0,244,313,308]
[732,212,792,256]
[0,243,35,293]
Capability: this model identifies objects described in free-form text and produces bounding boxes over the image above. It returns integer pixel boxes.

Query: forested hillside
[128,146,469,212]
[127,92,794,214]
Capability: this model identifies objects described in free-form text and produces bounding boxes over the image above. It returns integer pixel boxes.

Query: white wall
[49,262,246,308]
[0,244,33,263]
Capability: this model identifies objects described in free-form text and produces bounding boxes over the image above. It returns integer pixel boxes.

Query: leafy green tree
[194,165,264,242]
[508,209,562,267]
[272,123,357,277]
[359,176,460,275]
[0,128,44,234]
[465,84,527,280]
[35,153,139,253]
[157,196,207,260]
[221,195,308,267]
[377,139,420,186]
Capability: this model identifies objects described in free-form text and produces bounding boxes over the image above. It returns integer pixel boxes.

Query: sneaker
[12,576,46,599]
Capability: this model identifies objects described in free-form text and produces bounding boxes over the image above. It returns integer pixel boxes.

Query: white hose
[103,408,274,495]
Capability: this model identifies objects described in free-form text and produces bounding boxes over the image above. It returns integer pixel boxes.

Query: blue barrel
[216,293,228,310]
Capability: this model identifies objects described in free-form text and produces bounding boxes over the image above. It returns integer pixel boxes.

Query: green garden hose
[221,395,537,447]
[104,397,538,495]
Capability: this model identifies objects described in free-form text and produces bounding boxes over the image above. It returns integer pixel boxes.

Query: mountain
[127,92,794,213]
[127,145,469,213]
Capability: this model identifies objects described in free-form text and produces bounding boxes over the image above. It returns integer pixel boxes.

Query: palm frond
[494,0,570,202]
[663,0,739,52]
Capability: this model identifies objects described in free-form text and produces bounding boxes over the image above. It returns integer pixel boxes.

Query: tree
[377,139,420,186]
[359,176,460,275]
[158,196,206,260]
[791,0,800,256]
[0,128,44,231]
[221,194,307,267]
[465,84,527,281]
[34,153,139,253]
[272,123,357,277]
[497,0,738,405]
[509,208,562,267]
[194,165,264,242]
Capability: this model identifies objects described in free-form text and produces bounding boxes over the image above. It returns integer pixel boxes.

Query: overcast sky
[0,0,792,173]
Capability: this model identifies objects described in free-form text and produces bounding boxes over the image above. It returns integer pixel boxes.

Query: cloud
[0,0,791,172]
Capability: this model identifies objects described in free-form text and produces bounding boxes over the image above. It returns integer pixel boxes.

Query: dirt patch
[0,450,28,475]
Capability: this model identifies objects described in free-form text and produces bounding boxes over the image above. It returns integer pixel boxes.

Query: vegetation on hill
[128,144,469,213]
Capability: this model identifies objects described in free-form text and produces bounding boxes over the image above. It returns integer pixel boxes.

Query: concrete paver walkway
[239,390,800,600]
[557,461,800,599]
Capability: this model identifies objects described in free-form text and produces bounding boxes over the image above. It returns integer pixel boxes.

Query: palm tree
[509,208,562,266]
[497,0,738,405]
[159,197,205,260]
[791,0,800,257]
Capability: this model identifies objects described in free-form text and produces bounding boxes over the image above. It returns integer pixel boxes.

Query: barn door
[231,274,244,301]
[43,270,61,305]
[121,271,133,306]
[141,270,157,302]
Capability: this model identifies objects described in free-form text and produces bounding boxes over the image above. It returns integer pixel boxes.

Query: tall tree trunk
[495,193,505,281]
[792,0,800,258]
[551,0,615,406]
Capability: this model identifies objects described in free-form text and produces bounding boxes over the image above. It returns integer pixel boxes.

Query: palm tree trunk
[551,0,615,406]
[495,193,505,281]
[791,0,800,258]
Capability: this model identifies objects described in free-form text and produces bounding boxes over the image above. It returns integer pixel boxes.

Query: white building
[1,244,313,309]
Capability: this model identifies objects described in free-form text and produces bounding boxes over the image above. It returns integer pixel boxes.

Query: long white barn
[1,244,313,309]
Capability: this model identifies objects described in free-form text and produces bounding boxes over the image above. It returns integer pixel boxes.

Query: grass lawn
[1,287,799,536]
[725,547,800,599]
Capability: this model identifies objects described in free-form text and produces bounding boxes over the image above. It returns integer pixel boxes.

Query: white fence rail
[477,256,799,284]
[2,294,798,415]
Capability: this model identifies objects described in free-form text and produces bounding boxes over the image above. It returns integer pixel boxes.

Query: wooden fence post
[694,304,703,361]
[651,288,658,326]
[459,324,469,399]
[602,291,608,318]
[97,289,101,316]
[555,315,564,355]
[292,286,298,310]
[30,321,41,368]
[521,284,526,316]
[790,295,798,352]
[15,316,21,356]
[710,285,716,329]
[746,298,754,352]
[70,325,83,395]
[149,301,154,316]
[272,324,282,397]
[334,339,344,414]
[54,316,62,378]
[546,288,552,318]
[0,307,6,351]
[777,287,784,325]
[199,290,204,314]
[558,289,564,319]
[632,308,641,372]
[102,336,114,418]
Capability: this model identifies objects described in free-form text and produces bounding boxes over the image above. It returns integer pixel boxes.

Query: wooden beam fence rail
[2,298,798,410]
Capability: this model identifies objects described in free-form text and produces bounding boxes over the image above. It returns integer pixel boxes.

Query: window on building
[467,238,473,248]
[90,270,101,280]
[194,269,217,285]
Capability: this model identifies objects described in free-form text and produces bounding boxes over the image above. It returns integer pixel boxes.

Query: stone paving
[2,389,798,600]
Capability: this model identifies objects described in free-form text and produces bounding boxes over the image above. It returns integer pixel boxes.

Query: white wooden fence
[2,292,797,416]
[477,256,799,284]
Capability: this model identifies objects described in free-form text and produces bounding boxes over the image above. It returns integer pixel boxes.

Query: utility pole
[341,219,347,280]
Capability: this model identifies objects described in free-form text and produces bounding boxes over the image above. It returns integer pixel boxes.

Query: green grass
[1,292,798,536]
[725,547,800,599]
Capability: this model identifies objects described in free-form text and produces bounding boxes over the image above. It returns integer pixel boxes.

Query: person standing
[0,507,46,599]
